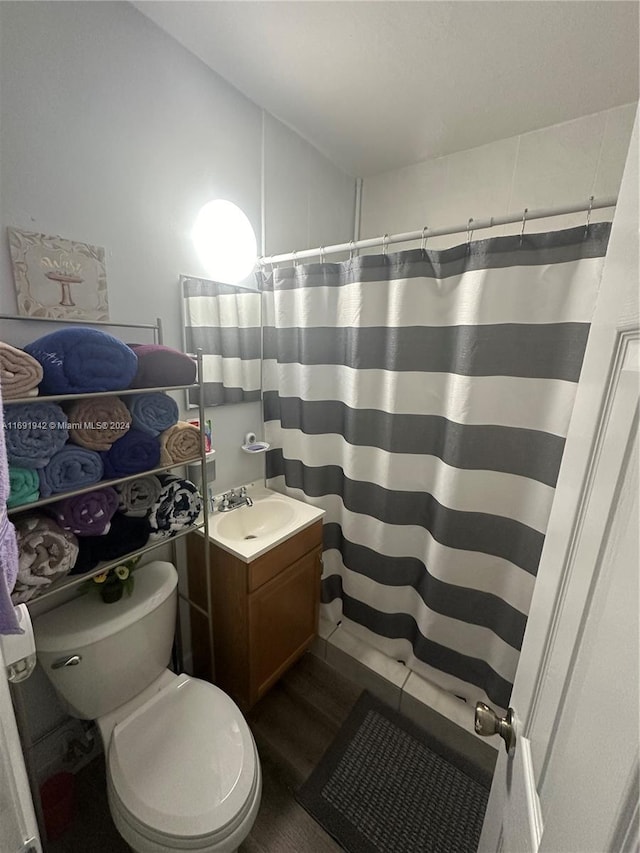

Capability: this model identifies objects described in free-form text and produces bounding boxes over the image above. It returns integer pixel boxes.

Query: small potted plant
[90,555,141,603]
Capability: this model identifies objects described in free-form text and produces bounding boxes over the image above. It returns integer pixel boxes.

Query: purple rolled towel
[48,487,119,537]
[100,427,160,478]
[127,344,196,389]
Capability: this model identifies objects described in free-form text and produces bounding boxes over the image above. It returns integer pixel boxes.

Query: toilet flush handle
[51,654,82,669]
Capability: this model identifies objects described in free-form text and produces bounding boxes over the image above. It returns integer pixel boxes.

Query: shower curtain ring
[268,256,275,273]
[319,246,326,263]
[382,234,389,256]
[349,240,357,261]
[519,208,528,246]
[292,250,298,268]
[584,195,594,237]
[466,219,474,250]
[421,226,429,252]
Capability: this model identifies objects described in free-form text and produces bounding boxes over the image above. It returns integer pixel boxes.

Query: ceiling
[133,1,639,177]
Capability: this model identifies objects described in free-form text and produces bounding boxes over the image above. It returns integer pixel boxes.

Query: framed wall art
[8,227,110,320]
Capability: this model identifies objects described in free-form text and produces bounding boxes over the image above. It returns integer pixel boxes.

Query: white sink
[215,498,295,541]
[207,487,325,561]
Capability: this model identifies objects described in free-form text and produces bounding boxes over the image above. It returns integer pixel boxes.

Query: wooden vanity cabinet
[186,520,323,711]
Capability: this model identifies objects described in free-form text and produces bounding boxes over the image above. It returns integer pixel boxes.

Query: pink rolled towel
[66,395,131,451]
[159,422,202,465]
[0,341,43,400]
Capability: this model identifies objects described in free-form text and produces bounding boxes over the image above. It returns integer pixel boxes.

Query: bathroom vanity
[186,488,325,710]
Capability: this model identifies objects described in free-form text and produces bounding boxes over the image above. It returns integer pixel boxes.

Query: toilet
[33,561,261,853]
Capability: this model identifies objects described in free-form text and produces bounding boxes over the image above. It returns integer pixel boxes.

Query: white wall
[0,0,355,494]
[360,104,637,250]
[0,0,354,785]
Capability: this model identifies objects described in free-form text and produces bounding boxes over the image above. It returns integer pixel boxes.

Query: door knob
[474,701,516,755]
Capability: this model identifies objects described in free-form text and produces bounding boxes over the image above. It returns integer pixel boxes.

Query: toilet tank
[34,561,178,721]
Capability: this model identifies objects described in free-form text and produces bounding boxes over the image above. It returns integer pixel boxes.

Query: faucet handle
[239,486,247,497]
[220,492,231,509]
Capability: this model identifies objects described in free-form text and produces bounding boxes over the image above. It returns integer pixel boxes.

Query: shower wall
[360,103,636,248]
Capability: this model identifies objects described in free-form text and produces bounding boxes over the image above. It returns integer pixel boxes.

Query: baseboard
[311,621,499,764]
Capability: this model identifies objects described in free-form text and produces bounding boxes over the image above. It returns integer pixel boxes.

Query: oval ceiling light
[191,199,257,284]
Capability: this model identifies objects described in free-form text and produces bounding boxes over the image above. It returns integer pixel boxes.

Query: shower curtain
[182,276,262,406]
[259,223,611,709]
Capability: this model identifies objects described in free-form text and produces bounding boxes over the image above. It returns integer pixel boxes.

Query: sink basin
[215,499,295,541]
[207,487,325,561]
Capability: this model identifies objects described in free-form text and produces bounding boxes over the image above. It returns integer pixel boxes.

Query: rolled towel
[11,515,79,603]
[48,487,119,537]
[126,393,179,437]
[1,381,21,633]
[116,475,162,517]
[127,343,196,389]
[38,446,103,498]
[100,427,160,478]
[3,402,68,468]
[71,512,150,574]
[24,327,138,394]
[66,395,131,451]
[148,474,203,540]
[0,341,43,400]
[8,467,40,508]
[159,421,201,466]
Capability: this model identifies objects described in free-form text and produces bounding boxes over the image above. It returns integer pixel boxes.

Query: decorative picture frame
[8,227,110,320]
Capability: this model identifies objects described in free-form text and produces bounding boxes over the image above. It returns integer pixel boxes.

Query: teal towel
[8,467,39,508]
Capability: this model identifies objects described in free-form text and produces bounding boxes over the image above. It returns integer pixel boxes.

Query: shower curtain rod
[256,194,617,266]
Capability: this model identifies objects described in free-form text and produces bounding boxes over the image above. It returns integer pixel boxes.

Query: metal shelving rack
[1,313,212,670]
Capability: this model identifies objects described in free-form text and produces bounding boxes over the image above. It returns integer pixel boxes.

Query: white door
[478,111,639,852]
[0,648,42,853]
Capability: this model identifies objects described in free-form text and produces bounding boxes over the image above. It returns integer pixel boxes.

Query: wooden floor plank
[239,747,343,853]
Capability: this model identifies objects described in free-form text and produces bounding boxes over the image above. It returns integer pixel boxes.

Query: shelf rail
[3,316,211,677]
[19,522,205,605]
[0,314,164,344]
[7,457,203,514]
[6,382,198,407]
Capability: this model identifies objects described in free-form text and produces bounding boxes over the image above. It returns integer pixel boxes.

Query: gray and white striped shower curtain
[260,223,611,709]
[182,276,261,406]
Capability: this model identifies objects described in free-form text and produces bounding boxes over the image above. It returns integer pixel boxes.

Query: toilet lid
[109,674,257,839]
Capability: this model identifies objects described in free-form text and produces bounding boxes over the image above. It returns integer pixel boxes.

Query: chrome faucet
[217,487,253,512]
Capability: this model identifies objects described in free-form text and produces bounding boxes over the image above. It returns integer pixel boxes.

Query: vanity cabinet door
[249,547,322,704]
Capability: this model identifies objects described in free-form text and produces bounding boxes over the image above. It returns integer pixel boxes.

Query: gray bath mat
[296,691,492,853]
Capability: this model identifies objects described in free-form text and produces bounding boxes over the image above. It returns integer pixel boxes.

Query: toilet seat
[107,674,259,847]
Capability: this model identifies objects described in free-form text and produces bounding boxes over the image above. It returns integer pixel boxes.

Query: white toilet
[33,560,261,853]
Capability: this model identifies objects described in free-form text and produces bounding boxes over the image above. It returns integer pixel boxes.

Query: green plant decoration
[88,555,141,604]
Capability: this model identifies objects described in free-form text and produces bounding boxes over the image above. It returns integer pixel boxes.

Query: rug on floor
[296,690,492,853]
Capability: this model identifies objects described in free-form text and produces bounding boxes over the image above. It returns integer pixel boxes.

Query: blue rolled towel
[100,427,160,478]
[126,393,179,437]
[3,402,68,468]
[38,446,104,498]
[24,327,138,394]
